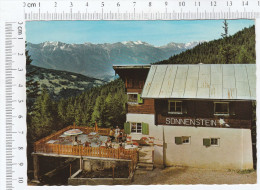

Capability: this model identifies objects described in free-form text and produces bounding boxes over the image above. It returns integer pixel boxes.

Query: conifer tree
[26,42,39,109]
[30,89,55,141]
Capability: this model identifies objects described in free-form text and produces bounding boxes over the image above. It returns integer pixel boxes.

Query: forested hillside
[27,78,126,170]
[155,26,255,65]
[27,79,126,143]
[27,65,105,100]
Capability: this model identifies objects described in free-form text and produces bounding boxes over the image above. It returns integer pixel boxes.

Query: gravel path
[132,166,256,185]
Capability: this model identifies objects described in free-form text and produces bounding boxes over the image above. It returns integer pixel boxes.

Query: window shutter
[142,122,149,135]
[139,81,144,88]
[203,138,211,147]
[128,79,133,88]
[175,137,183,145]
[124,122,130,134]
[138,94,143,104]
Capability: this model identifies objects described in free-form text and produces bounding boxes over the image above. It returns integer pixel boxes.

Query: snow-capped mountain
[27,41,200,80]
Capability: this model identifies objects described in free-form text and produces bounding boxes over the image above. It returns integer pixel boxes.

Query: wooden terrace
[34,125,138,162]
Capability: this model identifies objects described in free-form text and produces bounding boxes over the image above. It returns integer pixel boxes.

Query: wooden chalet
[114,64,256,169]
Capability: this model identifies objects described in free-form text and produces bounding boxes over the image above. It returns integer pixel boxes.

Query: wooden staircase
[136,146,154,171]
[137,162,154,171]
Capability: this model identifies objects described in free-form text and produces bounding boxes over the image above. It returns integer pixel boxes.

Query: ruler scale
[2,18,26,190]
[0,0,259,190]
[5,22,14,190]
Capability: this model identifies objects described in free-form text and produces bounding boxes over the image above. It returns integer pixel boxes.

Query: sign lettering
[166,118,217,127]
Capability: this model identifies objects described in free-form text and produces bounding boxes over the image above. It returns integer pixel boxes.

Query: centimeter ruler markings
[23,0,260,20]
[5,22,15,190]
[2,0,260,190]
[4,20,26,190]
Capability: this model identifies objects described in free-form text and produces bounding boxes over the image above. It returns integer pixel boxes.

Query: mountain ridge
[27,40,200,79]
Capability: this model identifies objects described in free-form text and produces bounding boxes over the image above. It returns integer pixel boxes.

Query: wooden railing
[34,125,138,165]
[34,143,138,166]
[34,125,110,148]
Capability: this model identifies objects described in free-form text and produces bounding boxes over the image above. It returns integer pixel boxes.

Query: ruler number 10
[195,1,200,6]
[179,1,185,6]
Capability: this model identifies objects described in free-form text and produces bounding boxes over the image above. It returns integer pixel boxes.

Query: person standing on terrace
[115,126,120,143]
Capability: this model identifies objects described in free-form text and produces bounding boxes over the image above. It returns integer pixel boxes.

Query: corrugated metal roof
[141,64,256,100]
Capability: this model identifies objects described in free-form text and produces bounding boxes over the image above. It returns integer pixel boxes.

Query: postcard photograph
[25,20,256,185]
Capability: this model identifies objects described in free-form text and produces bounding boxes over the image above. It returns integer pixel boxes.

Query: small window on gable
[214,102,229,115]
[127,93,143,104]
[127,93,138,104]
[168,101,182,114]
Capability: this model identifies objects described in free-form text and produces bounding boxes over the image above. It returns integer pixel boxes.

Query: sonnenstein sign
[166,118,218,127]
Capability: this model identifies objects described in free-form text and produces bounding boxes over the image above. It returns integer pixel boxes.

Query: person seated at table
[77,140,82,145]
[85,141,90,147]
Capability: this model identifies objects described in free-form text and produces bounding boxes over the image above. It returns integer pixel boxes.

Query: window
[168,101,182,114]
[124,122,149,135]
[214,102,229,115]
[131,122,142,133]
[210,138,219,146]
[127,93,143,104]
[127,93,138,104]
[175,136,191,145]
[203,138,220,147]
[182,136,190,144]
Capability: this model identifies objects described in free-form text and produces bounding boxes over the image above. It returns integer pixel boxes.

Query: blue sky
[26,20,254,46]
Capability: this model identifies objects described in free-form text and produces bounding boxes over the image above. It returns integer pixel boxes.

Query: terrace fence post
[80,157,83,170]
[58,144,60,154]
[70,163,72,177]
[112,165,115,179]
[32,154,40,183]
